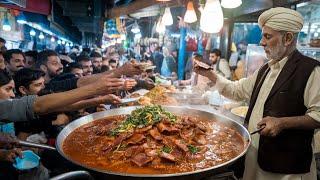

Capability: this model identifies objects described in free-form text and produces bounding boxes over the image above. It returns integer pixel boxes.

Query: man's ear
[284,32,295,46]
[18,86,28,96]
[40,64,47,73]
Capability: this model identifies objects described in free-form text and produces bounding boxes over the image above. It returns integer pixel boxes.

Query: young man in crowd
[13,68,66,142]
[14,68,45,97]
[36,50,81,93]
[4,49,25,76]
[24,48,142,95]
[0,69,125,179]
[64,62,83,78]
[0,69,15,100]
[0,52,5,70]
[24,51,38,69]
[102,56,109,67]
[209,49,231,79]
[36,50,63,83]
[0,37,6,52]
[108,59,118,70]
[90,51,103,74]
[0,69,50,180]
[76,55,93,76]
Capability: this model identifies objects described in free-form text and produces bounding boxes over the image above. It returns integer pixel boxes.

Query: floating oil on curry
[63,105,246,174]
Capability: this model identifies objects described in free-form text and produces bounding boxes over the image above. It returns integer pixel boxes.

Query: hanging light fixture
[184,1,197,23]
[2,13,11,31]
[162,7,173,26]
[51,37,55,42]
[17,12,27,24]
[30,29,36,36]
[200,0,224,33]
[156,16,165,34]
[39,32,45,39]
[57,40,62,45]
[135,33,142,39]
[61,41,66,45]
[221,0,242,8]
[131,21,140,34]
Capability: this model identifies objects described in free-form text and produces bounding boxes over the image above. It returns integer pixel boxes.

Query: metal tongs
[250,125,266,135]
[18,140,56,151]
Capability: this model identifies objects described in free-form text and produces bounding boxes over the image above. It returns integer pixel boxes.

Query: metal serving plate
[56,106,251,178]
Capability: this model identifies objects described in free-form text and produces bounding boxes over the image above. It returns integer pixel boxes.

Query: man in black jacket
[194,7,320,180]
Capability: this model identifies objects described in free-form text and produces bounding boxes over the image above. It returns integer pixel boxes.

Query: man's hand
[116,62,143,77]
[0,132,18,149]
[0,148,22,162]
[257,116,285,137]
[144,78,155,90]
[52,113,70,126]
[193,64,217,83]
[97,94,121,104]
[94,78,125,95]
[123,79,137,90]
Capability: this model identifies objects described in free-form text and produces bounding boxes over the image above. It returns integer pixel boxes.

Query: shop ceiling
[53,0,310,36]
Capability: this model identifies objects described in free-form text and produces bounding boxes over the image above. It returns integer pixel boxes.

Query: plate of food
[230,106,249,118]
[120,97,140,104]
[136,63,155,71]
[194,59,212,69]
[130,89,150,97]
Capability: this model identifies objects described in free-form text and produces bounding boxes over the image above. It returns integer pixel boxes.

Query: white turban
[258,7,304,33]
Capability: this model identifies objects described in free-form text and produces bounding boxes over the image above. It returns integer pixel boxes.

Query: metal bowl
[56,106,251,179]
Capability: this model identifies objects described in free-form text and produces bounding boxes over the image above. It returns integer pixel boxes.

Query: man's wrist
[279,117,289,130]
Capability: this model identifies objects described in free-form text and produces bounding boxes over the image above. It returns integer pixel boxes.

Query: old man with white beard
[194,7,320,180]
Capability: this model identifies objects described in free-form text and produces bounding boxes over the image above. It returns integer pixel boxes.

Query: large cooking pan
[56,106,251,179]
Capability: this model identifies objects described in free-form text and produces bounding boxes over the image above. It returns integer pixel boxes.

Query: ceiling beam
[106,0,188,19]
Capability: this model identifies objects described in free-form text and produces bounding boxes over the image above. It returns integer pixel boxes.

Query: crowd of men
[0,42,158,179]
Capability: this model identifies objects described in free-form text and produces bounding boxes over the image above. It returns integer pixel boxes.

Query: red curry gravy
[63,115,246,174]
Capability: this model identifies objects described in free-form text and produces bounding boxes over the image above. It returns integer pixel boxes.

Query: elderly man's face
[260,26,287,60]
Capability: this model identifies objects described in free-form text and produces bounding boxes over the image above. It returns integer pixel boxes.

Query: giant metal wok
[56,106,251,180]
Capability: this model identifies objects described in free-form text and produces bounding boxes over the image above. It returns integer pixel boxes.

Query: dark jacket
[152,51,164,74]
